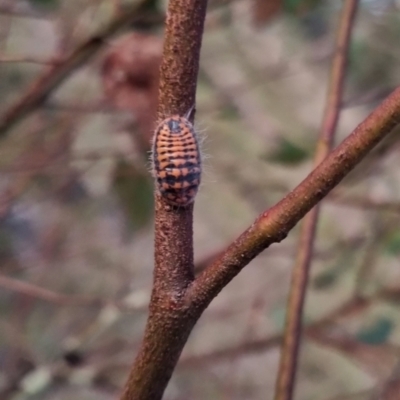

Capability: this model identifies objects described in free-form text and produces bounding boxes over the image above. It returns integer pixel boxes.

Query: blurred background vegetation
[1,0,400,399]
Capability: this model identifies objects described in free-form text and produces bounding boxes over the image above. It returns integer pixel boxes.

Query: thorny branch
[274,1,359,400]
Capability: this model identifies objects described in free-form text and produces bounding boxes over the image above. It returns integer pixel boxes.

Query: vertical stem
[274,2,359,400]
[120,1,208,399]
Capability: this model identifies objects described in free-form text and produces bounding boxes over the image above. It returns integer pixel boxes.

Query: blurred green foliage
[312,269,337,290]
[284,0,322,14]
[349,40,393,93]
[219,104,240,120]
[356,317,394,345]
[312,248,358,291]
[28,0,59,9]
[0,226,13,262]
[383,230,400,256]
[113,161,154,232]
[265,138,309,165]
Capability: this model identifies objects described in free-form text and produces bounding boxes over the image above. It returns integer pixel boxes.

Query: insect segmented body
[152,115,201,207]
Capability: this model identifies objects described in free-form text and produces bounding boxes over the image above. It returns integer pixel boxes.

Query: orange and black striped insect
[152,111,201,207]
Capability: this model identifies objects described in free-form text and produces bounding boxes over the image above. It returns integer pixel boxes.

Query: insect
[152,112,201,207]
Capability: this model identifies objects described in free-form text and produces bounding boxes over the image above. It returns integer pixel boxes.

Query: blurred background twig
[275,2,359,399]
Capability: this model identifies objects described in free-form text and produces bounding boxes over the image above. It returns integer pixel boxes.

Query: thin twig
[0,274,148,312]
[0,274,106,307]
[0,5,48,19]
[180,285,400,367]
[373,361,400,400]
[0,0,155,137]
[0,55,60,64]
[113,0,123,16]
[310,330,400,380]
[274,2,359,399]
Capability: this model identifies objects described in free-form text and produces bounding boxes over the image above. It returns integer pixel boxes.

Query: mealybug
[152,113,201,207]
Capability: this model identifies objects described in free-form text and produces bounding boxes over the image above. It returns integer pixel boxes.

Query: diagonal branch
[0,0,156,137]
[118,1,400,398]
[186,83,400,309]
[275,1,359,400]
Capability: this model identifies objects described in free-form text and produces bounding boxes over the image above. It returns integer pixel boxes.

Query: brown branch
[180,333,282,367]
[309,330,400,380]
[0,274,83,305]
[179,295,370,367]
[113,0,123,16]
[120,0,209,399]
[117,1,400,398]
[180,284,400,368]
[185,26,400,313]
[274,2,359,399]
[178,79,400,380]
[0,55,60,64]
[0,5,48,19]
[0,274,147,312]
[376,361,400,400]
[0,0,155,138]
